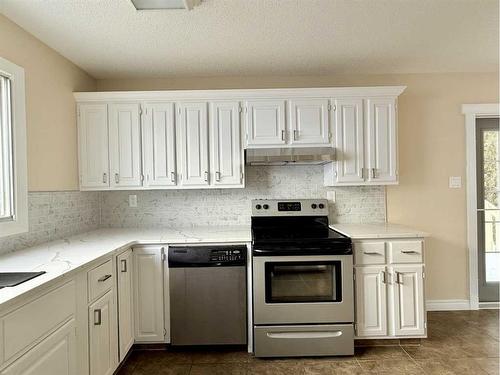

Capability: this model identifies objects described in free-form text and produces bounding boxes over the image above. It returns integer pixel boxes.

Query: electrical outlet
[128,195,138,207]
[326,191,336,203]
[449,176,462,189]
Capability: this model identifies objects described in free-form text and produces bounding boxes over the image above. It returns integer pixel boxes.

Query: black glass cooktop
[0,272,46,289]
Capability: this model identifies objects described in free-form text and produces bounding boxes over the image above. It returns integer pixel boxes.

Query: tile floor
[117,310,499,374]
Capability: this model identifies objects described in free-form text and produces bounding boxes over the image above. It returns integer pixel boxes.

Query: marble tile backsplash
[0,191,100,254]
[100,166,386,228]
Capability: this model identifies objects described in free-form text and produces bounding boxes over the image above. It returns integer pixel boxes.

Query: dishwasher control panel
[168,245,247,268]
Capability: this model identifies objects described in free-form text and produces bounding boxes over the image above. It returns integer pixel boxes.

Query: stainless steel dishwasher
[168,245,247,346]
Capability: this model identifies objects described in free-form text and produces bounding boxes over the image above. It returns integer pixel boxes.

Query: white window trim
[0,57,27,237]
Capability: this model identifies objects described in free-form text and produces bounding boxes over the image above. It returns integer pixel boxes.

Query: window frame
[0,57,27,237]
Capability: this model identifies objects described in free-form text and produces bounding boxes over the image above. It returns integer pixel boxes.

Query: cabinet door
[177,102,209,187]
[245,99,286,146]
[89,291,117,375]
[355,266,387,337]
[142,102,177,187]
[390,265,425,336]
[289,99,330,145]
[333,99,365,183]
[78,103,109,189]
[366,98,397,183]
[1,319,76,375]
[108,103,142,188]
[210,101,243,186]
[117,249,134,361]
[133,247,165,342]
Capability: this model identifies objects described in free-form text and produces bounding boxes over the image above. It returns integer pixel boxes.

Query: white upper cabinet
[333,98,365,183]
[108,103,142,188]
[210,101,244,187]
[177,102,209,187]
[142,102,177,188]
[289,99,330,145]
[245,99,286,146]
[78,104,109,189]
[366,98,397,183]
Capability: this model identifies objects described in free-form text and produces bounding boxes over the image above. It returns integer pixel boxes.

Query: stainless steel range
[251,199,354,357]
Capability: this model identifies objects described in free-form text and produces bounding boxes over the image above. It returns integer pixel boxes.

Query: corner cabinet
[354,239,426,339]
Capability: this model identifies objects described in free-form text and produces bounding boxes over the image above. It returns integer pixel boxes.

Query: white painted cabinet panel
[390,265,425,336]
[1,319,76,375]
[142,102,177,187]
[77,104,109,189]
[133,247,165,342]
[108,103,142,188]
[355,266,387,337]
[366,98,397,183]
[333,99,364,183]
[210,101,243,186]
[117,250,134,362]
[245,99,286,146]
[177,102,209,187]
[88,291,117,375]
[289,99,330,145]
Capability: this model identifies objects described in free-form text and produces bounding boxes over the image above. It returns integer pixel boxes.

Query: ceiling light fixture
[131,0,201,11]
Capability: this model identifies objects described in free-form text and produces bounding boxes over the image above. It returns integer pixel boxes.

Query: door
[89,291,117,375]
[289,99,330,145]
[142,102,177,187]
[390,265,425,336]
[108,103,142,188]
[366,98,397,183]
[477,118,500,302]
[133,247,165,342]
[77,103,109,189]
[117,249,134,361]
[1,319,76,375]
[245,99,286,146]
[210,101,243,186]
[253,255,353,325]
[354,266,387,337]
[177,102,209,187]
[333,99,365,183]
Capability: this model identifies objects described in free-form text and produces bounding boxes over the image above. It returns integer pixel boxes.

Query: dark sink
[0,272,46,289]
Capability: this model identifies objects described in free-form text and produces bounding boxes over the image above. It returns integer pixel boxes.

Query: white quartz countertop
[0,226,251,309]
[330,223,428,239]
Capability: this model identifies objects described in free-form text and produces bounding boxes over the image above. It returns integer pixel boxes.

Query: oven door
[253,255,353,324]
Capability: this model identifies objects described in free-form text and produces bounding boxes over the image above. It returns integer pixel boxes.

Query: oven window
[264,261,342,303]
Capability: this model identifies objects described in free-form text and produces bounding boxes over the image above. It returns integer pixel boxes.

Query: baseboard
[426,299,470,311]
[479,301,500,309]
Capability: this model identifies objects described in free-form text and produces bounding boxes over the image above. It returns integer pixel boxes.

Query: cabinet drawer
[354,242,386,265]
[1,281,76,365]
[388,241,423,264]
[88,260,113,302]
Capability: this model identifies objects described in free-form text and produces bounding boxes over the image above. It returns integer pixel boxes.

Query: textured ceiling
[0,0,498,79]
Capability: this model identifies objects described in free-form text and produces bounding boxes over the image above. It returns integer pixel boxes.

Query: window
[0,57,27,237]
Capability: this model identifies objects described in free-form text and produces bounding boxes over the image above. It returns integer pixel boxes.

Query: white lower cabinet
[117,249,134,361]
[1,319,77,375]
[89,291,117,375]
[133,246,166,342]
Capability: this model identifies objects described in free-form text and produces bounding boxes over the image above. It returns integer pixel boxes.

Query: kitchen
[0,1,498,374]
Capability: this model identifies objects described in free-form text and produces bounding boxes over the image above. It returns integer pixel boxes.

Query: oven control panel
[252,199,328,216]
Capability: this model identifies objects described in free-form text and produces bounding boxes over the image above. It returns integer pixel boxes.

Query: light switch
[129,195,138,207]
[449,176,462,189]
[326,191,336,203]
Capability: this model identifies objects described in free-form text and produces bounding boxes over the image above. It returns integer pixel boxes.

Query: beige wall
[97,73,499,301]
[0,15,96,191]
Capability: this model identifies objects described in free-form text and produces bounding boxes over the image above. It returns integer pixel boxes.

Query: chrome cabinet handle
[381,270,386,284]
[293,129,299,140]
[360,168,364,179]
[281,130,286,141]
[215,171,221,182]
[204,171,209,182]
[115,173,119,183]
[171,172,176,183]
[395,272,403,284]
[363,251,382,255]
[94,309,101,325]
[102,173,107,183]
[371,168,376,179]
[98,274,112,282]
[401,250,419,254]
[120,259,127,273]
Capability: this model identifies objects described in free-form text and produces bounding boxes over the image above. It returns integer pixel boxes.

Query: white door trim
[462,103,500,310]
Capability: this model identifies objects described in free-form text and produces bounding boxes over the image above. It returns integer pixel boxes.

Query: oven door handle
[266,331,343,339]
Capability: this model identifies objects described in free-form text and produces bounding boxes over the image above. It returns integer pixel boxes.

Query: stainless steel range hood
[245,147,335,166]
